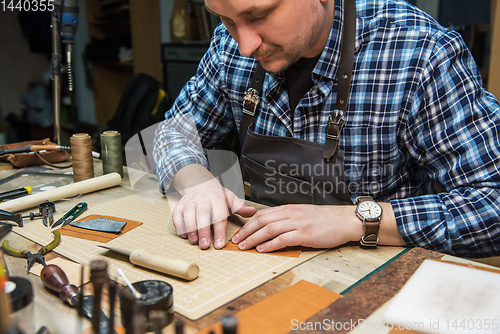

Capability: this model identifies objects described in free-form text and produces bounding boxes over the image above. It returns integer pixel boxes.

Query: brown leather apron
[239,0,356,207]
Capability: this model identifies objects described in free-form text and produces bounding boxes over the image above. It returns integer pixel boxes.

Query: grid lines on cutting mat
[14,193,323,319]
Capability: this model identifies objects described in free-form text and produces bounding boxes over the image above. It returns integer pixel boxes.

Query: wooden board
[11,191,324,320]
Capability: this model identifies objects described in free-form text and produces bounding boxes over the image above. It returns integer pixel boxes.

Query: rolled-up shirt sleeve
[390,29,500,258]
[153,25,236,193]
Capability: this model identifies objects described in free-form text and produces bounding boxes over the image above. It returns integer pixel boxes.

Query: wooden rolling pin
[99,245,200,281]
[0,172,122,212]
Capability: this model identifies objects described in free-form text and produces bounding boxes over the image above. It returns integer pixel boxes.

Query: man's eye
[252,13,269,21]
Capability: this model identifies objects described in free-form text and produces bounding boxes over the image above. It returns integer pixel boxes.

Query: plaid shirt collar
[263,0,363,110]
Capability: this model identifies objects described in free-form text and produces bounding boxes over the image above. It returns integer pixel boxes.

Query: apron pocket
[242,156,314,206]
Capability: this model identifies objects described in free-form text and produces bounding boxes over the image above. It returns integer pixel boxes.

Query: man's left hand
[231,204,363,252]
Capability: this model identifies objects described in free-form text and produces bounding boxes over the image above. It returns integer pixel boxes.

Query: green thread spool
[101,131,124,177]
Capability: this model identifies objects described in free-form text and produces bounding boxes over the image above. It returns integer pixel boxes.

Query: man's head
[205,0,335,73]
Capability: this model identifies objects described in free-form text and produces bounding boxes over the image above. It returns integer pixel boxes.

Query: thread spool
[120,280,174,333]
[70,133,94,182]
[101,130,124,177]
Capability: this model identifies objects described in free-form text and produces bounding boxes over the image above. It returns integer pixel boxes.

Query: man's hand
[171,164,256,250]
[231,203,406,252]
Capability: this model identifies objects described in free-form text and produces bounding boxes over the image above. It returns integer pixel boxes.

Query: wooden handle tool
[98,246,199,281]
[0,173,122,213]
[40,264,79,307]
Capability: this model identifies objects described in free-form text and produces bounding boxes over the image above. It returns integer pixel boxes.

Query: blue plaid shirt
[154,0,500,258]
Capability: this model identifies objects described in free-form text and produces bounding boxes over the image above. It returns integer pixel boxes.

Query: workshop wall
[0,0,496,145]
[0,10,51,143]
[0,5,95,144]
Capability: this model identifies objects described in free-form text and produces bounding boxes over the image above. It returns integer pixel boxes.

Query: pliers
[2,230,61,272]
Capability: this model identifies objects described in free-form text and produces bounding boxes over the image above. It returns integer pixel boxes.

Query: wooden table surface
[0,163,407,334]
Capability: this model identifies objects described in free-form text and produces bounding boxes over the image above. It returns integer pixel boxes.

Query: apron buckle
[243,88,260,116]
[323,110,345,160]
[327,109,345,134]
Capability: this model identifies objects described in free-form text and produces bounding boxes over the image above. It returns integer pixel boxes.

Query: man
[153,0,500,258]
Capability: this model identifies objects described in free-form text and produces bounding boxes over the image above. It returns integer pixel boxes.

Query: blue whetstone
[69,218,127,233]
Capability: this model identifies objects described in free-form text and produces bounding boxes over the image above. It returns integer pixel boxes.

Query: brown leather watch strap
[360,220,380,247]
[356,196,381,247]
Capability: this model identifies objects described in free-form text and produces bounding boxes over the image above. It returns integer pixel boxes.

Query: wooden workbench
[0,163,407,334]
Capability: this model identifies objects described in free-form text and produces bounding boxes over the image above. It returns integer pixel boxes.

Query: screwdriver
[0,187,32,202]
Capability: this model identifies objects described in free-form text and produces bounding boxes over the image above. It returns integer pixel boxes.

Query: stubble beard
[254,42,306,74]
[254,13,322,73]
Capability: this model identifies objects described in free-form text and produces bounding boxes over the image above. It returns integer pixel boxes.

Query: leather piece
[241,128,352,206]
[59,214,142,243]
[294,248,443,334]
[0,138,70,168]
[197,280,341,334]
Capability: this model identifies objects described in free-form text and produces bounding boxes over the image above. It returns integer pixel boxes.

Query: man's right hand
[171,164,257,250]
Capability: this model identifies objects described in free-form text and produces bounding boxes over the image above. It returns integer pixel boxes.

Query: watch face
[357,201,382,219]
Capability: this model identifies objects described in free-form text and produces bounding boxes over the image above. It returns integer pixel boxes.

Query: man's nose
[236,25,262,57]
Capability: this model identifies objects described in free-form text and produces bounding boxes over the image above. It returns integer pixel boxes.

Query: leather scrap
[197,280,341,334]
[59,214,142,243]
[0,138,70,168]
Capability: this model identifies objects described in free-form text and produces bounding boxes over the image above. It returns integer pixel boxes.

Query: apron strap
[323,0,357,160]
[239,63,266,146]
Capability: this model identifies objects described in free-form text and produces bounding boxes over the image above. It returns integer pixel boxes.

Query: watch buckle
[360,234,379,247]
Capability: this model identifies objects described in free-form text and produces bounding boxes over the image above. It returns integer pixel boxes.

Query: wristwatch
[355,196,383,247]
